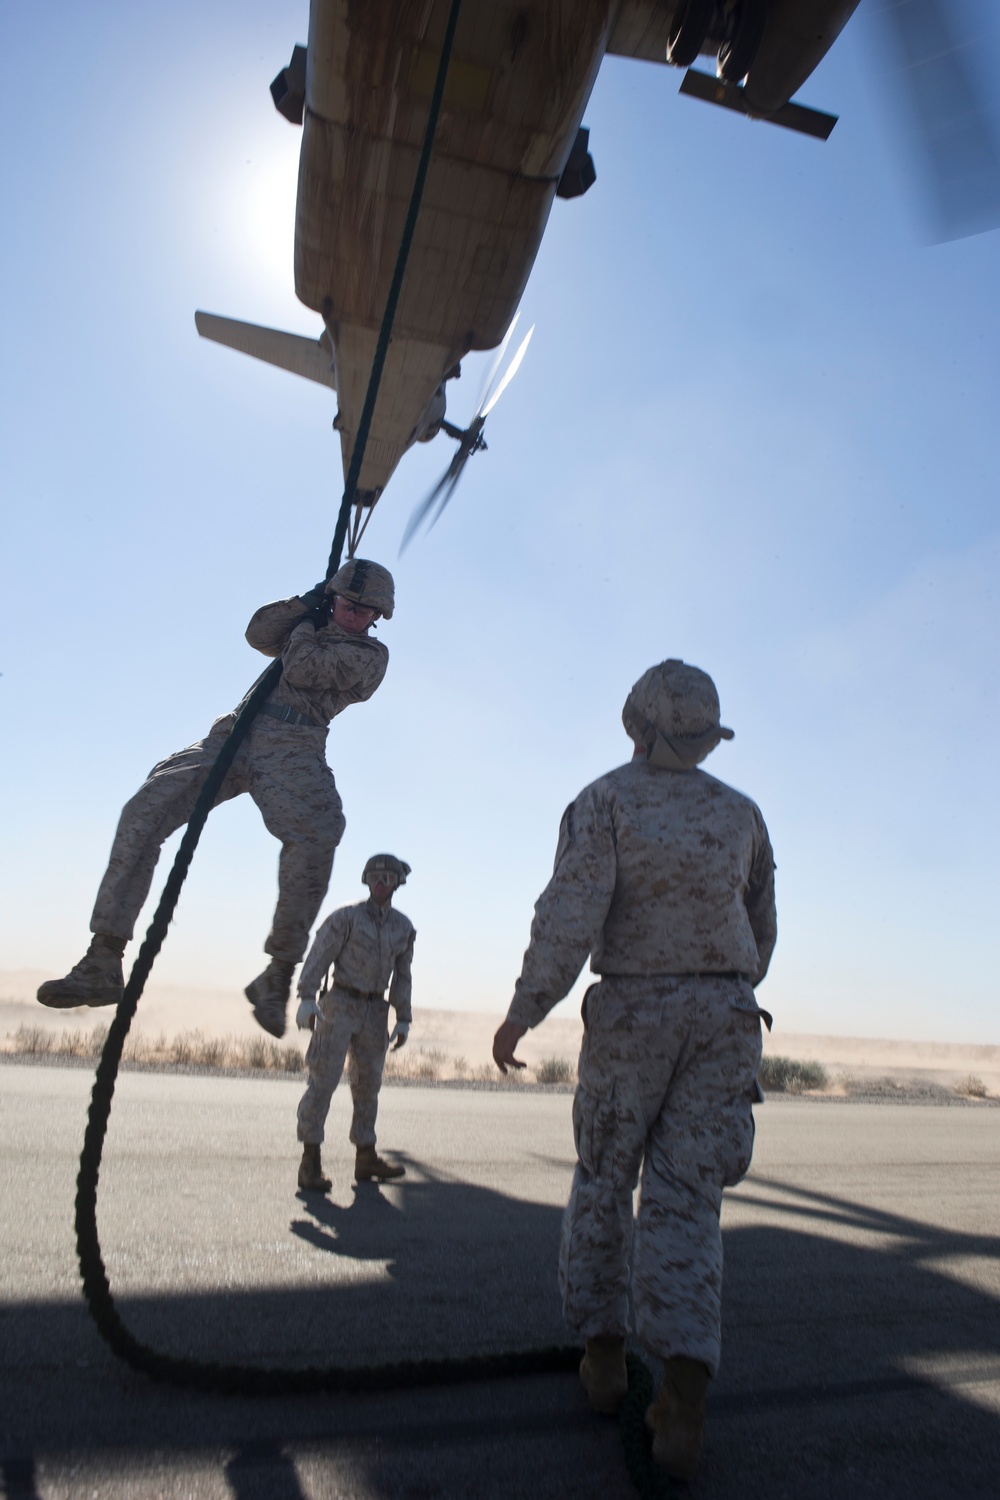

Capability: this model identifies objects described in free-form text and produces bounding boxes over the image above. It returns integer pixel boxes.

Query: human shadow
[289,1155,537,1280]
[0,1454,40,1500]
[2,1171,999,1497]
[224,1440,309,1500]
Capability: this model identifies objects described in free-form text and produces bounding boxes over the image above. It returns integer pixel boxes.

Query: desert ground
[3,968,998,1095]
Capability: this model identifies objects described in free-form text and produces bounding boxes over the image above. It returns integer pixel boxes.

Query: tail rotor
[400,319,534,552]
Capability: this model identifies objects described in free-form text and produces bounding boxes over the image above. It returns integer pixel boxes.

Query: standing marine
[296,853,415,1191]
[36,559,395,1040]
[493,659,776,1482]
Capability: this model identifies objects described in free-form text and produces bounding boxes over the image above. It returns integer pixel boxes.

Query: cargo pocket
[718,1004,764,1185]
[305,1016,335,1070]
[304,1028,322,1069]
[718,1094,756,1188]
[573,1030,618,1180]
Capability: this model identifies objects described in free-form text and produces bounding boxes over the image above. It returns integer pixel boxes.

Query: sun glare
[233,136,300,295]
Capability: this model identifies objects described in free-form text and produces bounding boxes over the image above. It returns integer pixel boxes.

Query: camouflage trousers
[91,715,346,964]
[559,975,765,1377]
[296,991,390,1148]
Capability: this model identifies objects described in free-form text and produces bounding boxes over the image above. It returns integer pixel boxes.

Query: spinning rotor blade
[475,313,520,417]
[400,323,534,552]
[876,0,1000,239]
[426,471,464,531]
[481,325,535,417]
[399,452,465,552]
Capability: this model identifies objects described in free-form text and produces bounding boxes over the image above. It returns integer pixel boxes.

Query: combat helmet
[326,558,395,618]
[622,659,733,770]
[362,853,411,887]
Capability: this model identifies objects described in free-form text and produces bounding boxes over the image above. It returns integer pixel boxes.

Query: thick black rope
[72,1,668,1489]
[75,0,468,1378]
[324,0,463,576]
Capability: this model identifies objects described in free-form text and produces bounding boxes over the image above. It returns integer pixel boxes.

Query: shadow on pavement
[1,1170,999,1497]
[226,1441,309,1500]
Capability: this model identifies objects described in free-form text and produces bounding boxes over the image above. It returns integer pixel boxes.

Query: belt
[259,701,323,729]
[333,982,387,1003]
[600,971,751,982]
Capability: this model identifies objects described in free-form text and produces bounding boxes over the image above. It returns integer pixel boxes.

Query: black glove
[296,581,332,629]
[297,581,329,612]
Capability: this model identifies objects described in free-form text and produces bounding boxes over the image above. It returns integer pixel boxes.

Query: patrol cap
[362,853,411,887]
[326,558,395,619]
[623,659,733,768]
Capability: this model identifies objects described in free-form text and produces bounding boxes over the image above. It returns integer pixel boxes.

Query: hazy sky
[2,1,997,1043]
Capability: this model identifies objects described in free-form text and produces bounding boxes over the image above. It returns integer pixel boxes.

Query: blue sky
[2,1,997,1042]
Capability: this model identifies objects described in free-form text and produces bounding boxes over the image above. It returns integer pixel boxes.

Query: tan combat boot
[354,1146,405,1182]
[579,1334,628,1415]
[645,1355,710,1481]
[297,1143,332,1193]
[37,935,126,1009]
[245,959,295,1038]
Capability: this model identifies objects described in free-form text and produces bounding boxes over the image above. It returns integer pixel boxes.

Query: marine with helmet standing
[36,560,396,1040]
[493,659,776,1483]
[295,853,415,1190]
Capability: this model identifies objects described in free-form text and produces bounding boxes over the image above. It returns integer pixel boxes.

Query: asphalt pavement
[2,1061,999,1498]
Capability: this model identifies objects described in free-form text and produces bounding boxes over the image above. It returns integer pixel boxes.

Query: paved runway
[2,1062,999,1498]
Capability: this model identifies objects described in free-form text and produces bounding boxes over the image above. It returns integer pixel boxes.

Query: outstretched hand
[492,1019,528,1074]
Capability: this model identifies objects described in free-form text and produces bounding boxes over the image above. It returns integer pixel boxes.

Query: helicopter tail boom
[194,312,337,389]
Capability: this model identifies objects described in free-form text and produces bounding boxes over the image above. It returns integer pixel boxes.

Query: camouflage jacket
[508,759,776,1029]
[298,898,415,1021]
[245,597,388,728]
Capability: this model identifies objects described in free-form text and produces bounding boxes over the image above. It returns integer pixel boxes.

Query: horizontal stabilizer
[680,70,838,140]
[194,312,336,389]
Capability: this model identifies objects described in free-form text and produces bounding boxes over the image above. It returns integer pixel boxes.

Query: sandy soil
[3,969,998,1093]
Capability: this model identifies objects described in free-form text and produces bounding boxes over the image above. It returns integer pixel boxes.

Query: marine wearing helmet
[622,659,734,771]
[362,853,411,888]
[325,558,395,619]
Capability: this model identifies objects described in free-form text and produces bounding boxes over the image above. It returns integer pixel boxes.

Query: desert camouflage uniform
[90,599,388,964]
[507,759,776,1377]
[296,898,415,1148]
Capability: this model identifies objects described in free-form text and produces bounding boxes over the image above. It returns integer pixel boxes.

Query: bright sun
[234,136,301,293]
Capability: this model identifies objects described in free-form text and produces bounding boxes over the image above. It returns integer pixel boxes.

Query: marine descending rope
[71,3,670,1491]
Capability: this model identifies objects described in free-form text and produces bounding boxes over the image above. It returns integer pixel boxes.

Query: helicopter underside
[292,0,614,499]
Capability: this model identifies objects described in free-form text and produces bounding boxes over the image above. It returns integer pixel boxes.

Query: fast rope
[72,1,670,1490]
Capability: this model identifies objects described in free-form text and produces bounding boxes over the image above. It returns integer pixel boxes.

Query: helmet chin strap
[647,726,727,771]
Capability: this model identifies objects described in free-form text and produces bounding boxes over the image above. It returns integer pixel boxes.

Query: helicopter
[195,0,1000,550]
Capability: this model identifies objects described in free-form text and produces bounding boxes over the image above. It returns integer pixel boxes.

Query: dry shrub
[411,1047,447,1081]
[535,1056,574,1085]
[382,1046,447,1082]
[758,1056,828,1094]
[451,1055,469,1080]
[242,1036,271,1071]
[9,1025,54,1056]
[234,1035,304,1073]
[3,1023,304,1075]
[170,1032,197,1066]
[382,1048,406,1078]
[65,1025,108,1059]
[955,1073,988,1099]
